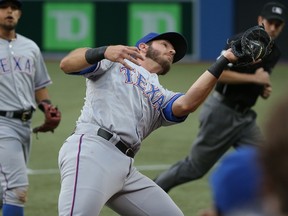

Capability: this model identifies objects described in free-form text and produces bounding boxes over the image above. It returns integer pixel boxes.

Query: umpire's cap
[260,1,287,22]
[0,0,22,9]
[135,32,187,63]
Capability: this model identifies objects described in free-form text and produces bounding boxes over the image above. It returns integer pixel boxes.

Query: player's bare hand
[222,48,263,65]
[105,45,144,70]
[254,67,271,86]
[223,48,238,63]
[261,84,272,99]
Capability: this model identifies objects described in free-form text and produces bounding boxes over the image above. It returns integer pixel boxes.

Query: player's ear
[15,9,22,19]
[138,43,148,52]
[258,16,264,25]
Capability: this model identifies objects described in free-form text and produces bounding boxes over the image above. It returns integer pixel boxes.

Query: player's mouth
[167,55,173,63]
[5,16,14,20]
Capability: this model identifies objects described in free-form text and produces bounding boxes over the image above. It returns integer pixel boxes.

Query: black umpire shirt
[215,33,281,108]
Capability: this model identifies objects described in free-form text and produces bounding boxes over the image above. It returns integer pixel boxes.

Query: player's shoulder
[271,41,281,55]
[264,41,281,63]
[16,33,41,49]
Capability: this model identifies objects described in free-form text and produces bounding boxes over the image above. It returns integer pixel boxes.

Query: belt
[97,128,135,158]
[0,109,33,122]
[213,92,250,114]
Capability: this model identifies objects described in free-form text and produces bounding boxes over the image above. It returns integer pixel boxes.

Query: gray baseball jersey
[75,59,183,151]
[58,59,185,215]
[0,34,52,110]
[0,33,52,206]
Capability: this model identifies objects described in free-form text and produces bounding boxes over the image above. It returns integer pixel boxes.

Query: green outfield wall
[17,0,288,61]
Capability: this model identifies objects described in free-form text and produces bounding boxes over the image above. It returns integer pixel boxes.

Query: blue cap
[135,32,187,63]
[210,147,263,214]
[0,0,22,9]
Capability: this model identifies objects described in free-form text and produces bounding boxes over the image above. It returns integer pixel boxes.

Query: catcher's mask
[135,32,187,63]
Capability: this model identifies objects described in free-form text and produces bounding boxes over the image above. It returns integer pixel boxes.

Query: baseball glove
[33,101,61,133]
[229,25,273,66]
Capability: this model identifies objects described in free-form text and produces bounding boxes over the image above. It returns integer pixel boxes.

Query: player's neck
[0,29,17,41]
[141,58,162,74]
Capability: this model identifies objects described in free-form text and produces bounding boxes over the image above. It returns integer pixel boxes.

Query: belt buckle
[125,148,135,158]
[21,111,31,122]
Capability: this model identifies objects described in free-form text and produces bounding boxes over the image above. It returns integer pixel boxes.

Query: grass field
[5,61,288,216]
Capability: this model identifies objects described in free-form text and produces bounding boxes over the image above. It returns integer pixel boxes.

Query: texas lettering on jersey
[120,66,165,111]
[0,56,33,75]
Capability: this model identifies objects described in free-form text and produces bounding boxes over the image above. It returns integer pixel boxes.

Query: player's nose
[170,49,176,54]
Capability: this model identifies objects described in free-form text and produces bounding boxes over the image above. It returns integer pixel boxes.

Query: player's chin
[3,23,17,31]
[270,34,277,40]
[159,62,171,75]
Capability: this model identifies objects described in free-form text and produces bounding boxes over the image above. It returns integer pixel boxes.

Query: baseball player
[57,25,270,215]
[0,0,61,216]
[154,1,287,193]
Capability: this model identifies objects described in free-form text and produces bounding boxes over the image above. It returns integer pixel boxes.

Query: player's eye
[161,42,168,47]
[267,20,283,28]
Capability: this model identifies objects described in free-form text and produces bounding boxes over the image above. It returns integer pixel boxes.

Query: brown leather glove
[33,101,61,133]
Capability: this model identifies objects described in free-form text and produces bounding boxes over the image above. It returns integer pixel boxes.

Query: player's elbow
[173,102,199,116]
[183,103,199,113]
[173,95,202,115]
[59,59,71,74]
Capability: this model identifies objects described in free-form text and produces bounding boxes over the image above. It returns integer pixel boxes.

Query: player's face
[0,3,21,31]
[146,40,174,75]
[259,17,285,40]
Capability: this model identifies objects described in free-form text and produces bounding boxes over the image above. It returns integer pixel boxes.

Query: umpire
[155,1,287,192]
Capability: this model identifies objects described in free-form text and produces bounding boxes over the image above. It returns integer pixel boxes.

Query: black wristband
[207,55,230,79]
[85,46,108,64]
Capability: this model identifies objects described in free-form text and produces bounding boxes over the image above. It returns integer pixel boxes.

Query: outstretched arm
[59,46,144,73]
[172,49,237,117]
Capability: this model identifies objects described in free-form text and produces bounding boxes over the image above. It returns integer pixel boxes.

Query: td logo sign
[128,3,181,46]
[43,3,95,51]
